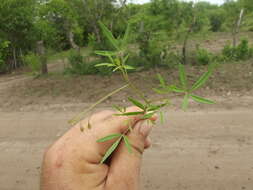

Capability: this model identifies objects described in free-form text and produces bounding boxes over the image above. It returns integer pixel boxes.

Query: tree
[0,0,36,69]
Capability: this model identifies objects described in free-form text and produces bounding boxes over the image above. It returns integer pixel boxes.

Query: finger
[92,107,145,155]
[144,137,152,149]
[105,121,153,190]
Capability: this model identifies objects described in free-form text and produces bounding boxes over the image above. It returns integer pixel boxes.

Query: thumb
[105,121,153,190]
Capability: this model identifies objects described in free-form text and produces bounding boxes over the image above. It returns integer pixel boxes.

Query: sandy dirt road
[0,109,253,190]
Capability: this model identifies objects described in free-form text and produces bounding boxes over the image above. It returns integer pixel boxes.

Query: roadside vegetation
[0,0,253,76]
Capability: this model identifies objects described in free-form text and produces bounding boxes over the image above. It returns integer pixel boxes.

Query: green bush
[23,52,41,75]
[195,46,213,65]
[0,40,10,73]
[222,39,253,61]
[65,50,113,75]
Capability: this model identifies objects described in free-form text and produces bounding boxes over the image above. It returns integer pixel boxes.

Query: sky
[132,0,225,5]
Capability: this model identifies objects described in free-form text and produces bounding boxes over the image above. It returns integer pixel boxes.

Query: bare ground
[0,61,253,189]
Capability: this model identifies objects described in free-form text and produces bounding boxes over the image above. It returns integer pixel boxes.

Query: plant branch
[69,83,129,125]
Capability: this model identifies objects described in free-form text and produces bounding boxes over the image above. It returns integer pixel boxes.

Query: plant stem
[120,56,149,105]
[69,83,129,125]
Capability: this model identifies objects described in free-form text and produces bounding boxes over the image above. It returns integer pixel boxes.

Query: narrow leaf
[191,70,213,91]
[160,111,165,124]
[142,112,155,119]
[124,65,135,70]
[167,85,185,93]
[190,94,215,104]
[115,111,144,116]
[128,97,145,110]
[113,105,124,113]
[94,50,116,57]
[123,135,132,153]
[123,54,130,64]
[98,21,119,50]
[179,64,187,89]
[95,63,115,67]
[122,23,131,46]
[147,101,169,111]
[157,74,166,87]
[113,67,120,72]
[100,138,121,163]
[153,88,169,94]
[97,134,122,143]
[182,94,189,110]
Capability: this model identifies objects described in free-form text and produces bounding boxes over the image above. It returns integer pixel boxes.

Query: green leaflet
[128,97,145,110]
[100,138,121,164]
[98,21,119,50]
[97,133,122,143]
[95,63,115,67]
[115,111,144,116]
[191,70,212,91]
[123,135,132,153]
[167,85,185,93]
[157,74,166,87]
[178,64,187,90]
[122,23,131,46]
[94,50,116,57]
[160,111,165,124]
[182,93,189,110]
[142,112,155,119]
[190,94,215,104]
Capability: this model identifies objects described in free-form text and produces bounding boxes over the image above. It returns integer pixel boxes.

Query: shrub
[236,39,253,60]
[0,40,10,73]
[195,46,213,65]
[65,50,113,75]
[222,39,253,61]
[23,52,41,75]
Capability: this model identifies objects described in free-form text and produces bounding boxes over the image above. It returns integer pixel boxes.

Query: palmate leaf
[97,133,122,143]
[191,65,214,91]
[190,94,215,104]
[178,64,187,89]
[100,138,121,164]
[128,97,145,110]
[98,21,119,50]
[123,135,132,153]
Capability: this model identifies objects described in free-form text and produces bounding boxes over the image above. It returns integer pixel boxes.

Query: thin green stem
[69,83,129,125]
[119,56,149,105]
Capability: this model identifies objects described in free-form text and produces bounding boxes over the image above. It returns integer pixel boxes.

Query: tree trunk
[68,29,80,50]
[182,16,196,65]
[13,47,17,70]
[232,9,244,48]
[36,40,48,74]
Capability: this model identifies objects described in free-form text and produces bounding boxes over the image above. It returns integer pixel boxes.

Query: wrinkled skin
[41,107,156,190]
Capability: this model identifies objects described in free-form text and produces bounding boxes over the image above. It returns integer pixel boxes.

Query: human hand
[41,107,157,190]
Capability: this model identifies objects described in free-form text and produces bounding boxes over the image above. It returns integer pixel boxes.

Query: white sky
[131,0,225,5]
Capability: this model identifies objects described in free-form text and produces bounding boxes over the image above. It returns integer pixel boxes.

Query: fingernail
[134,122,152,137]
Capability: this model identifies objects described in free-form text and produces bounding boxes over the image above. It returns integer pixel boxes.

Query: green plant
[222,39,253,61]
[23,52,41,75]
[69,22,215,164]
[195,46,213,65]
[65,50,113,75]
[0,40,10,73]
